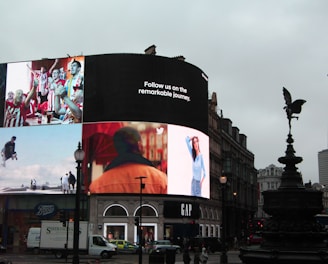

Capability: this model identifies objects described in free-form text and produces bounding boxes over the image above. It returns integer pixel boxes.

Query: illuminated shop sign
[163,201,200,218]
[34,203,58,218]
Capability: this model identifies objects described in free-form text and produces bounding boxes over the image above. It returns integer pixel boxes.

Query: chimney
[144,45,156,55]
[172,55,185,61]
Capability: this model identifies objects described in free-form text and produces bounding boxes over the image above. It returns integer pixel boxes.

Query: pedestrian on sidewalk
[200,247,208,264]
[234,236,239,249]
[194,247,200,264]
[183,247,191,264]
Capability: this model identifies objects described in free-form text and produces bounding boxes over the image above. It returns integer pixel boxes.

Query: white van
[26,227,41,252]
[39,221,117,259]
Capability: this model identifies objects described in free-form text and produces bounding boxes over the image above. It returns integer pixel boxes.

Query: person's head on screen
[191,136,200,160]
[70,60,81,76]
[113,127,143,155]
[52,69,60,80]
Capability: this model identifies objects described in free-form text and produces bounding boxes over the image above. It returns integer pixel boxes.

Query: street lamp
[219,175,228,264]
[73,142,85,264]
[135,176,146,264]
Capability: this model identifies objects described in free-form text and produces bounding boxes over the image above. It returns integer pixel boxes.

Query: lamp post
[73,142,85,264]
[220,175,228,264]
[135,176,146,264]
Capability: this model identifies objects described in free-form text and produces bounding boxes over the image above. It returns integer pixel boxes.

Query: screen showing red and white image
[83,121,209,198]
[3,56,84,127]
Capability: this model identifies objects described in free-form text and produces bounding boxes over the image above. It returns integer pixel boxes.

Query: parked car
[147,240,181,254]
[247,233,263,245]
[0,257,12,264]
[109,240,140,254]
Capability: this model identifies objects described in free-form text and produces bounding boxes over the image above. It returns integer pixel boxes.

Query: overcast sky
[0,0,327,184]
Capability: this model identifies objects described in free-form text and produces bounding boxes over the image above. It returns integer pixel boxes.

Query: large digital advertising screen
[4,56,84,126]
[0,54,209,198]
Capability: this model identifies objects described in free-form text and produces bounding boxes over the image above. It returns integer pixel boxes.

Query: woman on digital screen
[186,136,206,197]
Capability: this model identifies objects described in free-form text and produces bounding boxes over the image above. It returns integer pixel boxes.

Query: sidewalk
[174,250,242,264]
[0,250,243,264]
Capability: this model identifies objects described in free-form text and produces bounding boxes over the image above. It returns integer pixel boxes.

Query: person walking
[62,173,69,194]
[183,248,191,264]
[194,247,200,264]
[200,247,208,264]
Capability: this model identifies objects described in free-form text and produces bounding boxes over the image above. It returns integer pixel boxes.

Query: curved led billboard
[0,54,209,198]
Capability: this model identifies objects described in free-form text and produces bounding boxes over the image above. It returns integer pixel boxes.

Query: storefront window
[143,226,155,243]
[106,225,125,240]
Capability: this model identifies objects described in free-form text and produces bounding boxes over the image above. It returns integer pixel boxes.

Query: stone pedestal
[240,134,328,263]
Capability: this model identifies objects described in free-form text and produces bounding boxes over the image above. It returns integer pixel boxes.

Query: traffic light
[134,217,139,226]
[59,210,67,227]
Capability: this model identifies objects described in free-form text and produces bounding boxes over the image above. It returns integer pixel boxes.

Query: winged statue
[282,87,306,133]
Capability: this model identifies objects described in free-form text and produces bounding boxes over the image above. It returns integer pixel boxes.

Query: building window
[104,204,128,217]
[106,224,127,240]
[135,205,158,217]
[199,224,204,237]
[204,209,209,219]
[206,225,209,236]
[210,225,215,237]
[223,158,232,173]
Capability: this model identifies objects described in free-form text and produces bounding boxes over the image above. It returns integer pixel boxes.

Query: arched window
[204,208,209,219]
[216,209,220,220]
[104,204,128,217]
[200,207,204,219]
[210,209,214,220]
[134,205,158,217]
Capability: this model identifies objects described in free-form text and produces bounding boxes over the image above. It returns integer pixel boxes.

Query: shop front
[0,194,76,253]
[90,196,202,246]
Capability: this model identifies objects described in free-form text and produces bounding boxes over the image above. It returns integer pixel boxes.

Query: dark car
[247,233,263,245]
[147,240,181,254]
[0,256,12,264]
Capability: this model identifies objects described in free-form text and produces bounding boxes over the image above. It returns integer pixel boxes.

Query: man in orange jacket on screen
[89,126,168,194]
